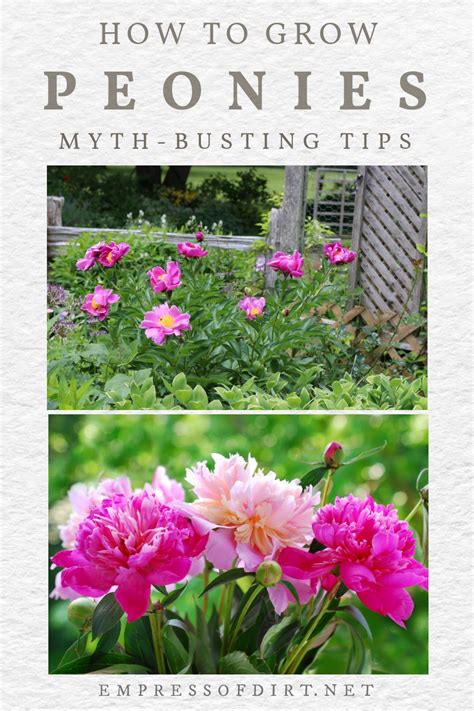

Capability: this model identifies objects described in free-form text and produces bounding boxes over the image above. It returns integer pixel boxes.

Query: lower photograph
[49,413,428,675]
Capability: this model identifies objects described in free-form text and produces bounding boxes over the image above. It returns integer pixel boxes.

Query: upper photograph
[46,165,427,411]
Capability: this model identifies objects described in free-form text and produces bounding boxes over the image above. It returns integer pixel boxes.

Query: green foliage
[48,231,401,410]
[49,414,428,675]
[47,166,275,234]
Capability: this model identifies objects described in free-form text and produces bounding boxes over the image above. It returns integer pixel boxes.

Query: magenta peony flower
[51,491,208,622]
[140,302,191,345]
[148,261,181,293]
[278,495,428,627]
[239,296,265,320]
[76,242,106,270]
[177,242,208,258]
[267,250,304,278]
[81,285,120,321]
[323,241,356,265]
[97,241,130,267]
[195,231,205,242]
[180,454,319,573]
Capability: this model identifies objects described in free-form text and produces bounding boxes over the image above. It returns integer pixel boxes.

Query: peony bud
[244,286,252,295]
[323,441,344,469]
[282,308,290,317]
[195,231,204,242]
[255,560,282,587]
[67,597,96,630]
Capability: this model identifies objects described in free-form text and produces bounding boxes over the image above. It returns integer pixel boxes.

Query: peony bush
[50,442,428,675]
[47,230,426,410]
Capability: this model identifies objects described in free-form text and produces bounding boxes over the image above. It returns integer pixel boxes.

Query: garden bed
[47,228,427,411]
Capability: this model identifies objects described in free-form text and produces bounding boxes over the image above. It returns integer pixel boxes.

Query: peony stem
[321,470,335,507]
[202,565,209,614]
[149,602,166,674]
[222,580,236,654]
[405,497,423,523]
[227,584,263,653]
[280,583,340,674]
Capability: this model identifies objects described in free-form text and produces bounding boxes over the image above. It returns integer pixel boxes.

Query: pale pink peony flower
[267,250,304,278]
[181,454,319,573]
[81,285,120,321]
[139,302,191,345]
[149,466,185,504]
[51,491,208,622]
[148,261,181,293]
[58,477,133,549]
[50,570,83,601]
[323,241,356,265]
[277,495,428,627]
[177,242,208,258]
[239,296,265,320]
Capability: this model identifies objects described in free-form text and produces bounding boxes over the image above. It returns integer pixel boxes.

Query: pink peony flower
[139,303,191,345]
[181,454,319,574]
[76,242,106,270]
[149,466,185,504]
[51,491,208,622]
[177,242,208,258]
[195,231,205,242]
[148,261,181,293]
[50,570,83,601]
[267,250,304,278]
[58,477,133,549]
[97,241,130,267]
[81,285,120,321]
[278,495,428,627]
[239,296,265,320]
[323,241,356,265]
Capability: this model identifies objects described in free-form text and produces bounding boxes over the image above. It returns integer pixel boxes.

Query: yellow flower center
[159,314,175,328]
[106,252,114,263]
[158,273,167,281]
[250,307,261,317]
[91,297,99,309]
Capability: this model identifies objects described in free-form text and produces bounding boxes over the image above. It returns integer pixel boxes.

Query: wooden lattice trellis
[316,302,424,363]
[349,166,427,315]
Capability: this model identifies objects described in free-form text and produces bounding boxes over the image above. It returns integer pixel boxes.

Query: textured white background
[0,1,473,709]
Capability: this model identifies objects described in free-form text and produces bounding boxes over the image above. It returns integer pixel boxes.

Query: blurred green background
[49,413,428,674]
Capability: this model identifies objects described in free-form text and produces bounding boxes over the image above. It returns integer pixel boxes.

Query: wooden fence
[47,197,262,258]
[48,163,427,354]
[349,166,427,315]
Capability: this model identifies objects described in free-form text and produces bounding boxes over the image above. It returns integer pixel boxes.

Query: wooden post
[348,167,366,292]
[279,166,308,253]
[47,196,64,226]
